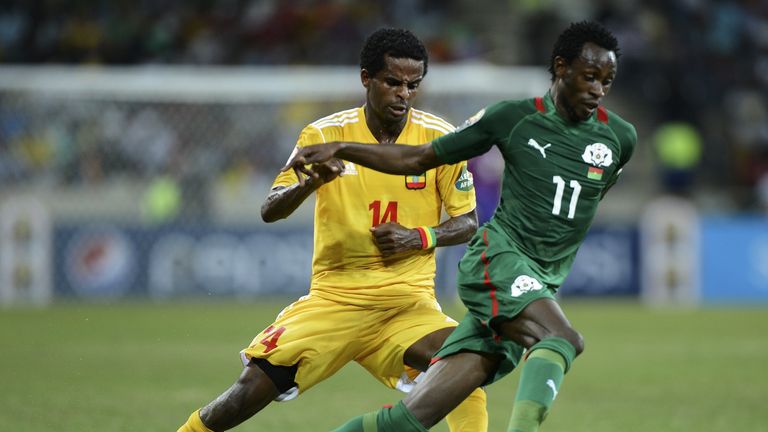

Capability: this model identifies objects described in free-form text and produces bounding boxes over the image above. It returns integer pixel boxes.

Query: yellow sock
[445,387,488,432]
[178,409,214,432]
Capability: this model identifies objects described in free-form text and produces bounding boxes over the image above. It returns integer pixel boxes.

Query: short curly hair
[360,28,428,77]
[548,21,620,81]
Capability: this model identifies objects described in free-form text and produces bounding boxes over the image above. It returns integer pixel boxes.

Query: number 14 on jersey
[369,200,398,226]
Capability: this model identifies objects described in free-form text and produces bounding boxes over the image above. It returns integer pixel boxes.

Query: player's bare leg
[200,362,280,430]
[179,362,280,432]
[404,327,489,431]
[496,298,584,432]
[405,351,498,428]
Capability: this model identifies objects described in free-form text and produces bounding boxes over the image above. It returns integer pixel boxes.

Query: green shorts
[433,313,525,385]
[434,224,558,385]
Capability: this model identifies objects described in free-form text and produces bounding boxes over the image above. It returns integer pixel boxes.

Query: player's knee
[554,327,584,357]
[569,330,585,357]
[529,334,581,373]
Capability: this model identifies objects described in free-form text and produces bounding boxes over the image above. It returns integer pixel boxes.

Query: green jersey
[433,92,637,287]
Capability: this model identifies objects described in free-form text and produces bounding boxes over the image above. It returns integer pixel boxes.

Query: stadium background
[0,1,766,431]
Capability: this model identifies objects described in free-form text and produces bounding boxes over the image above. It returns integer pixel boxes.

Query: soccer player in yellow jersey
[178,28,487,431]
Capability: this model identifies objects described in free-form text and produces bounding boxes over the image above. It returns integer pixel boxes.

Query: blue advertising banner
[700,216,768,304]
[53,225,313,299]
[558,225,639,297]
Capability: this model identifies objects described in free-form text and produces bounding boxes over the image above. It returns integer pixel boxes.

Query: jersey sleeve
[432,100,529,165]
[615,121,638,168]
[435,161,477,217]
[270,125,326,189]
[603,116,638,192]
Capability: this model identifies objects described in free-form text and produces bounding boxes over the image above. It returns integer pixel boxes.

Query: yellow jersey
[272,106,476,307]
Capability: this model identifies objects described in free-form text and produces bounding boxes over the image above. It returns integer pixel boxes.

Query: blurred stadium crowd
[1,0,767,213]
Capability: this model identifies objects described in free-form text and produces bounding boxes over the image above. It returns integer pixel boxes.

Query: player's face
[362,55,424,125]
[554,42,617,122]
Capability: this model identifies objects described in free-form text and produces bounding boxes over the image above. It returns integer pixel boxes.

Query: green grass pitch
[1,299,765,431]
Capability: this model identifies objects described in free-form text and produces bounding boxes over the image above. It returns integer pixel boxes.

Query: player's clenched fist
[370,222,422,256]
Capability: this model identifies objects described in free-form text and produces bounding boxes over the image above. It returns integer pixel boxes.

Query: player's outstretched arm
[261,159,345,222]
[282,141,440,185]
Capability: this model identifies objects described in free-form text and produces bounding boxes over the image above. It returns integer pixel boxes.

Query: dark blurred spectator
[1,0,766,207]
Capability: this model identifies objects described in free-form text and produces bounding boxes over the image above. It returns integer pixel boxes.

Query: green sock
[507,346,570,432]
[507,400,547,432]
[377,401,427,432]
[332,411,377,432]
[332,402,426,432]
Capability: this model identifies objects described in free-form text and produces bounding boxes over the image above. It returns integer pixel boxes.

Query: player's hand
[311,158,345,185]
[282,143,341,186]
[370,222,422,256]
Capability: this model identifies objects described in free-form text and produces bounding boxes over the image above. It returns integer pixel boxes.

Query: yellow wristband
[415,226,437,249]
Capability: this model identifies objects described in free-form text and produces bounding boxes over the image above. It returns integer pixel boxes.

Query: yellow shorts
[240,293,457,400]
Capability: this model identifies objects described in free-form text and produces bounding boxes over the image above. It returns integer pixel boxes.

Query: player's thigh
[356,297,457,389]
[497,297,583,352]
[241,294,381,395]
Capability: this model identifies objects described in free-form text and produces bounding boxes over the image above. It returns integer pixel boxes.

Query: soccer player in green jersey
[284,21,636,432]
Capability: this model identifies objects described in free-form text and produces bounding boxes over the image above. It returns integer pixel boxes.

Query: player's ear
[361,69,371,89]
[553,56,568,79]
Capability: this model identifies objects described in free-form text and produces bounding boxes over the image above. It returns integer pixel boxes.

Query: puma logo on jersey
[546,379,558,400]
[528,138,552,158]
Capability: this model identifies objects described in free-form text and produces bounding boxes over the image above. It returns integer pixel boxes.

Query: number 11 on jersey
[552,176,582,219]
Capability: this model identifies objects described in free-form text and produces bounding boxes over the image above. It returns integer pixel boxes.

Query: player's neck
[365,108,406,144]
[549,83,581,123]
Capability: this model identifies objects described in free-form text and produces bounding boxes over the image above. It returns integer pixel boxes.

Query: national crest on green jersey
[582,142,614,180]
[582,143,613,167]
[511,275,544,297]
